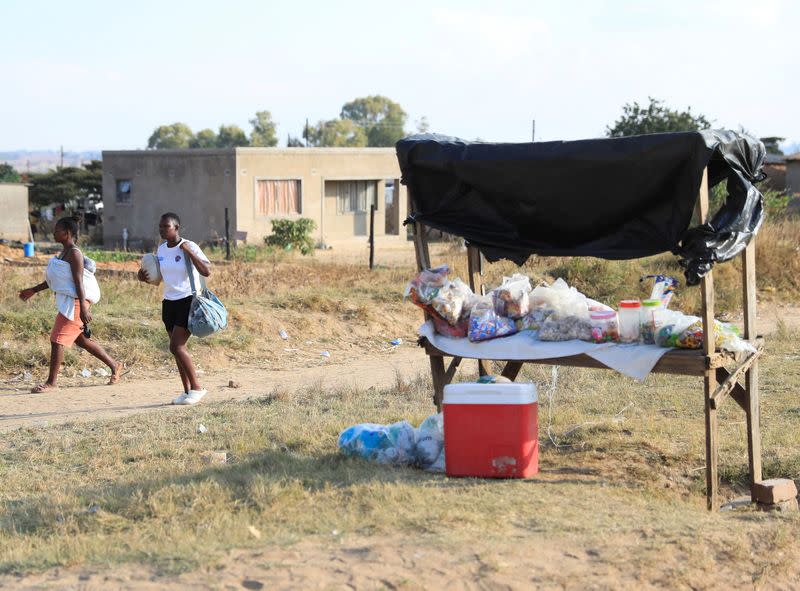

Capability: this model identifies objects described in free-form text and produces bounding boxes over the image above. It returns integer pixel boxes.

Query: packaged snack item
[640,299,662,344]
[538,313,592,342]
[654,310,755,353]
[492,274,532,319]
[588,309,619,343]
[640,274,679,309]
[618,300,641,344]
[404,265,450,306]
[468,297,518,342]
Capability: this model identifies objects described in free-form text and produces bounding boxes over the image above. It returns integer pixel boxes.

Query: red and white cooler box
[443,382,538,478]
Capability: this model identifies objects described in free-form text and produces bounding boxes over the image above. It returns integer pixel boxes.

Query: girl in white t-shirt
[138,212,211,405]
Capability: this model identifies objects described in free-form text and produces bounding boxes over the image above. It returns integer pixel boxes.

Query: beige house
[0,183,30,242]
[101,148,407,250]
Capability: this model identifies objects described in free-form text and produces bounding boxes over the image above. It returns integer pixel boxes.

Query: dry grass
[0,329,798,581]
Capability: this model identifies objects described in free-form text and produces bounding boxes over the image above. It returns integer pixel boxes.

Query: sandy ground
[0,346,427,432]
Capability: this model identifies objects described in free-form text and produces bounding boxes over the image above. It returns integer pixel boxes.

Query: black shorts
[162,296,193,332]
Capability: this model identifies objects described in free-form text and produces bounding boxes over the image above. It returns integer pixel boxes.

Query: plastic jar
[618,300,642,343]
[640,299,662,344]
[589,309,619,343]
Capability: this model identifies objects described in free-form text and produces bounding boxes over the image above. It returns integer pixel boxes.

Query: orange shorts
[50,300,87,347]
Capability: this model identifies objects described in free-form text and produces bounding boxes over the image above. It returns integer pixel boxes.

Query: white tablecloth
[419,321,672,381]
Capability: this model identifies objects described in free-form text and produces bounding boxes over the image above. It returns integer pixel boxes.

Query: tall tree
[760,136,785,156]
[340,95,407,146]
[147,123,194,149]
[27,161,102,207]
[249,111,278,147]
[0,163,21,183]
[606,97,711,137]
[216,124,249,148]
[190,128,218,148]
[304,119,368,147]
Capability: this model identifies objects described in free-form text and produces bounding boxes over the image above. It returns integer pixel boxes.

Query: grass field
[0,220,798,586]
[0,326,798,585]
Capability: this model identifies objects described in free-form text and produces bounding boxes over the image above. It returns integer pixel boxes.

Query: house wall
[786,160,800,196]
[234,148,406,245]
[0,183,30,242]
[102,150,237,250]
[762,163,786,192]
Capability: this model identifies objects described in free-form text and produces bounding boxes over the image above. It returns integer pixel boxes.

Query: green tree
[340,95,407,146]
[28,160,102,207]
[760,136,785,155]
[606,97,711,137]
[147,122,194,149]
[216,124,249,148]
[249,110,278,147]
[287,135,305,147]
[190,128,218,148]
[304,119,367,147]
[0,163,21,183]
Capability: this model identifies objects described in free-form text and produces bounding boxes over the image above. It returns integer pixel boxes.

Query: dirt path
[3,303,799,433]
[0,347,428,432]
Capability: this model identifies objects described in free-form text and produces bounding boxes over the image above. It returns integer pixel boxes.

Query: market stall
[396,130,766,510]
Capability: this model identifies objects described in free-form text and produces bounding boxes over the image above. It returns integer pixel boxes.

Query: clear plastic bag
[531,278,590,320]
[432,278,479,325]
[404,264,450,306]
[492,273,532,319]
[468,297,518,342]
[337,421,417,465]
[415,413,445,472]
[654,309,755,353]
[537,313,592,342]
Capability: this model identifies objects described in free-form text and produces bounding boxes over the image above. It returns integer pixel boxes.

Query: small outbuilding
[0,183,30,242]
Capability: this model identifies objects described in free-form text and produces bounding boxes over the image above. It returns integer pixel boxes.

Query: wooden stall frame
[410,167,764,511]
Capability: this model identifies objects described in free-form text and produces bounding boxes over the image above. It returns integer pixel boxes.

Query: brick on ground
[752,478,798,504]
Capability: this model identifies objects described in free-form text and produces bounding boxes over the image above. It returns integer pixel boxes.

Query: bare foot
[108,362,125,385]
[31,383,57,393]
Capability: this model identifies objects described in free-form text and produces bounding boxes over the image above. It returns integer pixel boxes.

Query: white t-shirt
[157,239,211,301]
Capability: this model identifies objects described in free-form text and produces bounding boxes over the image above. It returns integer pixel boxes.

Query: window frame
[115,179,132,206]
[253,177,304,218]
[331,179,379,215]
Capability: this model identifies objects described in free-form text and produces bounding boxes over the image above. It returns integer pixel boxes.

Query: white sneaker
[181,389,207,405]
[171,392,188,405]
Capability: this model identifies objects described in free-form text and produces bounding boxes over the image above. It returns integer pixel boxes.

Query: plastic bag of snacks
[405,265,450,306]
[432,278,479,325]
[531,278,590,320]
[654,310,755,353]
[492,273,532,319]
[468,297,518,342]
[538,313,592,342]
[640,274,679,309]
[515,308,553,332]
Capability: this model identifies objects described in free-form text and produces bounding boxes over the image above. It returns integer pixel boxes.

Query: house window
[116,179,132,204]
[335,180,377,214]
[256,179,301,215]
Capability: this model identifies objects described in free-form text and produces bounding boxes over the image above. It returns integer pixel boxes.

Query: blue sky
[1,0,798,151]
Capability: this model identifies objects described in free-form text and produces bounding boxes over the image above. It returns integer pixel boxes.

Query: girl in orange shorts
[18,217,122,393]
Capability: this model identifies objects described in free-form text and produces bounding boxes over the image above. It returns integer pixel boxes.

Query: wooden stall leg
[697,169,719,510]
[742,240,763,497]
[501,361,524,381]
[430,354,447,411]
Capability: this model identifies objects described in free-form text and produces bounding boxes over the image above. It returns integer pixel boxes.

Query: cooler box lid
[443,382,537,405]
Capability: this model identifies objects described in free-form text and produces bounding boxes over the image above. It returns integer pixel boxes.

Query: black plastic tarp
[397,130,766,285]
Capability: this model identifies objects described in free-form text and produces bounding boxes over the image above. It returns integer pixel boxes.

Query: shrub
[264,218,317,255]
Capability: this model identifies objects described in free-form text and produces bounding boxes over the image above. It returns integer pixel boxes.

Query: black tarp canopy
[397,130,766,285]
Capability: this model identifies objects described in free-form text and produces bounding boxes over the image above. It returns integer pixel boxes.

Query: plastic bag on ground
[337,421,416,465]
[337,414,446,472]
[415,412,444,472]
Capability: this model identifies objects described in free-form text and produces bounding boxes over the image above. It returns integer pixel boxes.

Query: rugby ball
[140,253,162,285]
